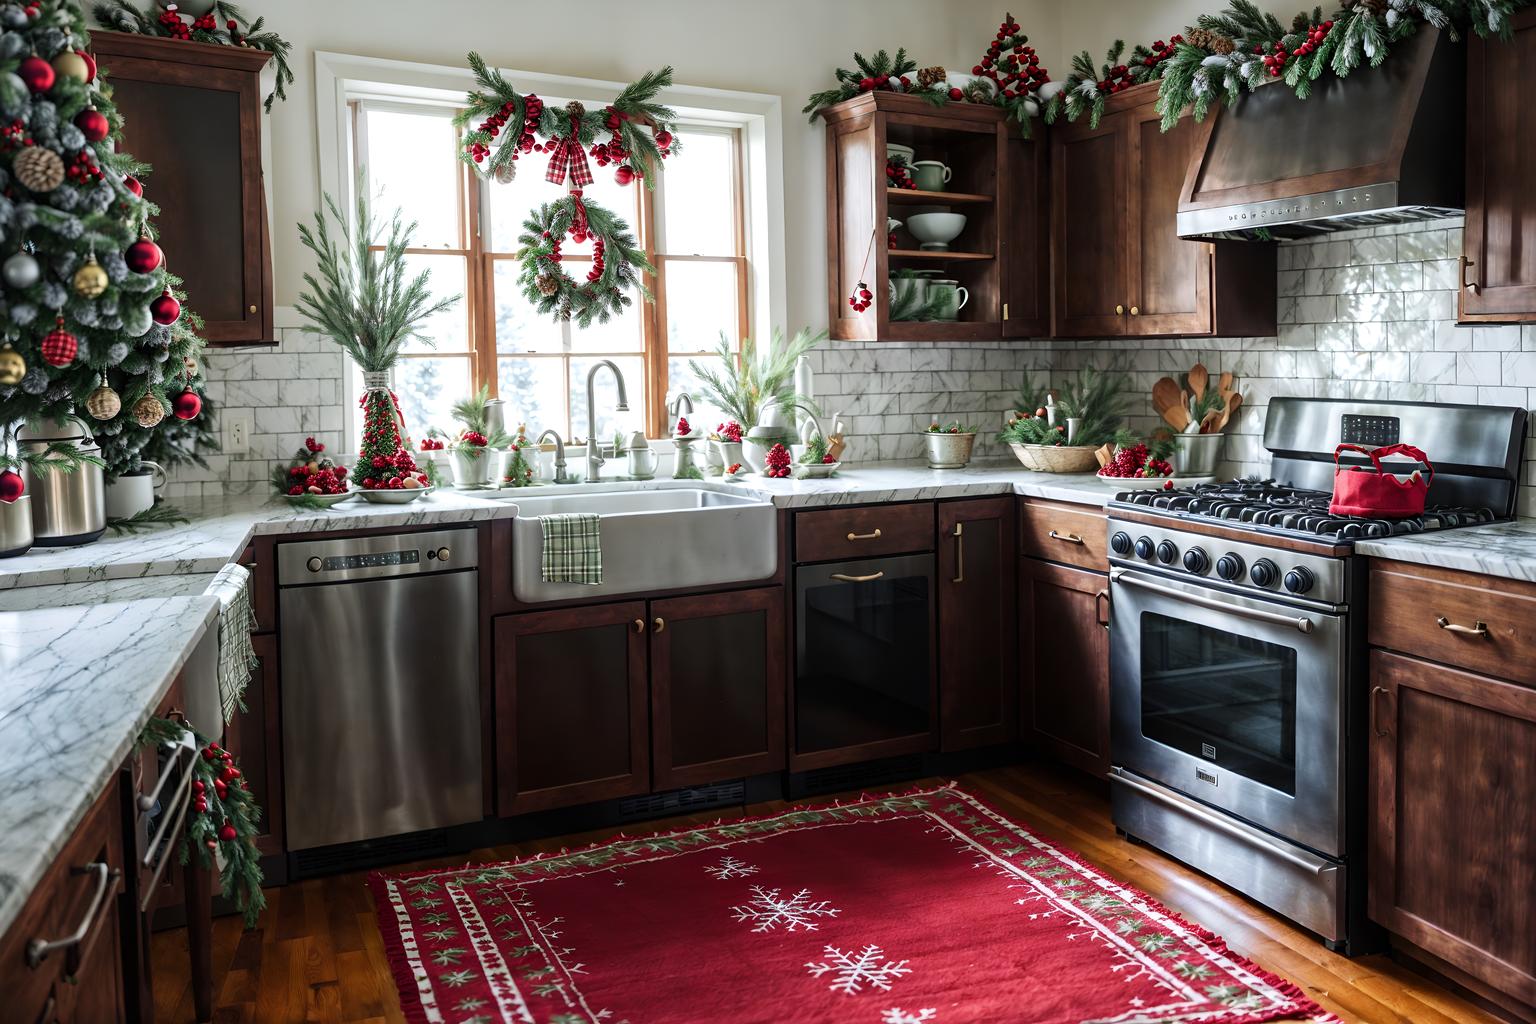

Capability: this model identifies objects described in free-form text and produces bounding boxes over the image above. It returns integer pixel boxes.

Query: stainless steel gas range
[1106,397,1527,954]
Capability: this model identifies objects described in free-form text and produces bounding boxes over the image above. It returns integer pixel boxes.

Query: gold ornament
[86,377,121,420]
[132,393,166,428]
[0,344,24,386]
[51,51,90,83]
[13,146,64,193]
[72,257,108,298]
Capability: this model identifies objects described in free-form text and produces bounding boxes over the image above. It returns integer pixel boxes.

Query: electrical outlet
[225,410,252,454]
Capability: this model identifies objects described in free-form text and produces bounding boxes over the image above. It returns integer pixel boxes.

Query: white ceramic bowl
[886,143,916,165]
[906,212,968,251]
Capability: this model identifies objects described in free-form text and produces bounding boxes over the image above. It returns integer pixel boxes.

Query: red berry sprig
[66,150,103,185]
[886,159,916,190]
[157,8,191,39]
[1098,63,1135,94]
[857,71,910,94]
[675,416,691,436]
[468,93,544,165]
[764,443,793,479]
[1262,20,1334,76]
[848,280,873,313]
[972,15,1051,101]
[192,12,216,31]
[1140,35,1183,69]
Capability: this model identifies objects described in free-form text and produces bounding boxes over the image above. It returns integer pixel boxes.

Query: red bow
[545,115,594,187]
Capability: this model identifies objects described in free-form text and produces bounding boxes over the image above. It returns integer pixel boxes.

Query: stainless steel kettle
[18,417,106,546]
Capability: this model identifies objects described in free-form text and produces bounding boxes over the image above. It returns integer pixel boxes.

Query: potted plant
[295,178,459,493]
[1001,365,1134,474]
[446,385,510,489]
[923,420,977,469]
[710,419,745,475]
[689,328,824,471]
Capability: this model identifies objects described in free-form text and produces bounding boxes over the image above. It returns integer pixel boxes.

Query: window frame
[315,51,785,451]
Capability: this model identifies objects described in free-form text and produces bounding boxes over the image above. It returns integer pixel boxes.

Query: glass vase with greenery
[295,178,460,490]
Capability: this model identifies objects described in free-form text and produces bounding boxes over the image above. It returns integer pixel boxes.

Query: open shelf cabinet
[821,91,1049,342]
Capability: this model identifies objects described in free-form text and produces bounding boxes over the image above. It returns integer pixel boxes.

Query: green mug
[910,160,952,192]
[928,279,969,321]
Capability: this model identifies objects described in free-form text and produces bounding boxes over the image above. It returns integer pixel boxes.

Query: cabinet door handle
[830,571,885,583]
[846,528,882,541]
[26,863,119,968]
[1048,530,1084,545]
[1115,304,1125,315]
[1436,616,1488,638]
[1371,685,1393,738]
[1461,257,1479,296]
[951,523,965,584]
[1129,305,1140,316]
[653,617,666,633]
[632,618,645,633]
[1095,589,1110,631]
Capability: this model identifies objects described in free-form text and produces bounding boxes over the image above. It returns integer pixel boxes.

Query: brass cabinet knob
[1130,306,1140,316]
[248,304,258,314]
[653,617,666,633]
[1115,304,1124,315]
[632,618,645,633]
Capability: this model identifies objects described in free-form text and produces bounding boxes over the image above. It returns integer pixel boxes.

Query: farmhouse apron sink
[497,487,778,602]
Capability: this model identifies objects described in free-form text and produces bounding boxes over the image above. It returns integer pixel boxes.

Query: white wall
[247,0,1057,333]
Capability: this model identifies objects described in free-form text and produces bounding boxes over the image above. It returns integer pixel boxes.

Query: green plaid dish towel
[540,513,603,584]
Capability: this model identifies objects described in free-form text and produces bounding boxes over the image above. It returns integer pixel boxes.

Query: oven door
[1109,567,1346,857]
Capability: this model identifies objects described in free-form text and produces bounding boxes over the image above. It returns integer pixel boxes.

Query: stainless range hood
[1176,28,1464,240]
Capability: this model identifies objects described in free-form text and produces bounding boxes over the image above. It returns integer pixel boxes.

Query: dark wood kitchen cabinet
[1367,649,1536,1010]
[1051,83,1276,339]
[1020,558,1111,777]
[494,603,650,814]
[937,498,1017,750]
[92,32,274,345]
[650,587,786,789]
[1460,8,1536,323]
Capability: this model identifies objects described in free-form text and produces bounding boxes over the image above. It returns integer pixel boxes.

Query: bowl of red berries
[274,437,355,506]
[1096,440,1179,489]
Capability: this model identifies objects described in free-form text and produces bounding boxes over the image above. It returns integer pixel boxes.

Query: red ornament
[74,108,109,143]
[18,56,54,94]
[40,324,77,367]
[126,237,163,274]
[172,390,201,420]
[0,469,23,503]
[150,289,182,325]
[614,164,634,185]
[218,824,238,842]
[123,175,143,197]
[76,50,96,83]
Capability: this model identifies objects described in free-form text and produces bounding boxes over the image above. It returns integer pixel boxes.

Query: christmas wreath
[1045,0,1535,132]
[92,0,294,111]
[516,193,651,328]
[137,716,266,928]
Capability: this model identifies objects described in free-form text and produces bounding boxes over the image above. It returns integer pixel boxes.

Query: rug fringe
[363,872,439,1024]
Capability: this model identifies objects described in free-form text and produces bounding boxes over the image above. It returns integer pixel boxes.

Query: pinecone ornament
[1185,27,1234,54]
[13,146,65,192]
[536,272,560,297]
[493,161,516,185]
[1210,34,1236,55]
[132,393,166,428]
[916,66,947,90]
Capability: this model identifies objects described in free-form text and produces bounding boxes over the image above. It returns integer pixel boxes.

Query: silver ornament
[121,302,152,338]
[2,252,40,289]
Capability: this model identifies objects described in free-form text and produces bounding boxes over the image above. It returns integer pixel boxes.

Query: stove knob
[1250,558,1279,588]
[1155,540,1179,565]
[1182,547,1209,574]
[1134,536,1155,560]
[306,556,323,573]
[1110,531,1133,556]
[1216,554,1246,581]
[1284,566,1315,595]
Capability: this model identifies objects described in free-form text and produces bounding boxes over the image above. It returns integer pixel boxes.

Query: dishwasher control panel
[276,528,477,584]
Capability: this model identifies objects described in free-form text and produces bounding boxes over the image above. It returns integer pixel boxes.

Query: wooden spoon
[1217,371,1234,395]
[1188,363,1209,401]
[1217,392,1243,432]
[1152,377,1186,430]
[1200,409,1223,434]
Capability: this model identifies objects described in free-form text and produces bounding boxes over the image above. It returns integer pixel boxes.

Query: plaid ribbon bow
[545,117,593,187]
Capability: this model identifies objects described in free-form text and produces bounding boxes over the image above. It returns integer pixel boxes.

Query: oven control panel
[1107,518,1346,607]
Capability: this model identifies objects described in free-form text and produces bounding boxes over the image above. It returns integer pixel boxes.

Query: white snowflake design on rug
[369,785,1344,1024]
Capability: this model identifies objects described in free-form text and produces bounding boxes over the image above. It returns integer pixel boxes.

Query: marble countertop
[0,461,1111,594]
[1355,518,1536,583]
[0,595,219,936]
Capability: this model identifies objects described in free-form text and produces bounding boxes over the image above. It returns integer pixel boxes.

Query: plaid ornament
[40,324,77,367]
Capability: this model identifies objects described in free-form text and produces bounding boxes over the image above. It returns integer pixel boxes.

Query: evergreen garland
[137,716,266,928]
[802,48,943,122]
[91,0,294,110]
[1045,0,1534,133]
[516,194,651,329]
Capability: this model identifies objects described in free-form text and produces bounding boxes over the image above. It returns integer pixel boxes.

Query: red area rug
[368,784,1339,1024]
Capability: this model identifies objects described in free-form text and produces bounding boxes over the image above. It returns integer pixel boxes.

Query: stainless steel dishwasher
[277,528,482,851]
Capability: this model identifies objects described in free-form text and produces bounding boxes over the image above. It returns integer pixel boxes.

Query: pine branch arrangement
[91,0,294,110]
[295,180,460,374]
[687,329,825,432]
[802,48,927,122]
[515,195,651,328]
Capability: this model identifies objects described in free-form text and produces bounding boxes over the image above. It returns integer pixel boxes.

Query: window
[349,95,751,448]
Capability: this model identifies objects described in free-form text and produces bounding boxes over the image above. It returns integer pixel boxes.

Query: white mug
[626,448,659,478]
[104,460,166,520]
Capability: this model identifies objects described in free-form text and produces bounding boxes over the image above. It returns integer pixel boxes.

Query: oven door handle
[1111,569,1315,635]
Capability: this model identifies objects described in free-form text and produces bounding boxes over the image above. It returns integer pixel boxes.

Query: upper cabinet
[821,92,1050,341]
[1051,84,1276,340]
[1460,8,1536,323]
[92,33,274,346]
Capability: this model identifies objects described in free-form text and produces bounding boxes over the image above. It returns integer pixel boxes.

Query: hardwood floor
[150,761,1503,1024]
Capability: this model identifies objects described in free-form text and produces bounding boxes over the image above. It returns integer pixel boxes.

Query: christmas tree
[0,0,207,482]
